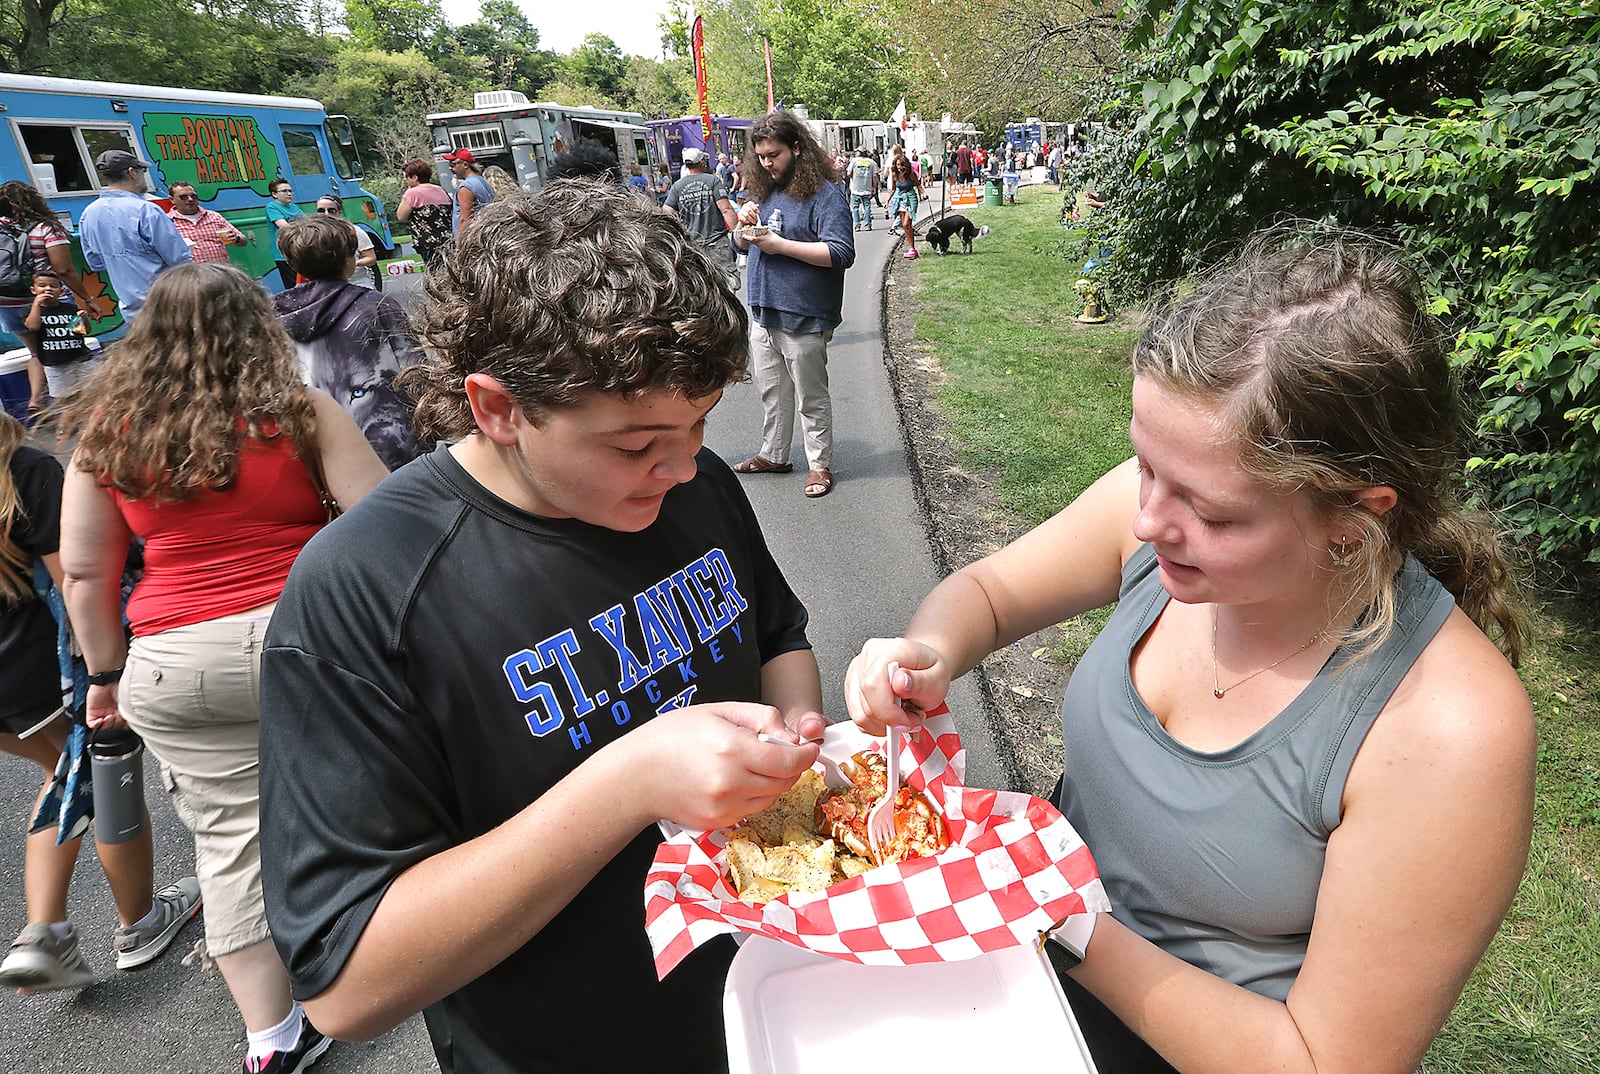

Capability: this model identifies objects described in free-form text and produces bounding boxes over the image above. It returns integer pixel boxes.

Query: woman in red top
[58,262,386,1073]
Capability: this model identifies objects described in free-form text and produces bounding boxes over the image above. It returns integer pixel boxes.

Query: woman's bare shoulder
[1357,607,1534,792]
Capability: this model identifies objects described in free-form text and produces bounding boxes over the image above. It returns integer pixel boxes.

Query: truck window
[451,126,507,155]
[325,117,362,180]
[14,122,135,194]
[282,126,327,178]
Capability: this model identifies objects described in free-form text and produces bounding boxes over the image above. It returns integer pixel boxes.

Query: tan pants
[120,613,273,956]
[751,322,833,472]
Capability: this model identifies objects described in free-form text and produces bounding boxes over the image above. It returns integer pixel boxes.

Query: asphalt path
[0,202,1003,1071]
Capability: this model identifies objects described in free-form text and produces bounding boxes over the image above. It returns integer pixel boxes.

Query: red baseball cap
[442,148,476,163]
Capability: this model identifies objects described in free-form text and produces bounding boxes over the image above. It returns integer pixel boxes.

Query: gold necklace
[1210,606,1327,699]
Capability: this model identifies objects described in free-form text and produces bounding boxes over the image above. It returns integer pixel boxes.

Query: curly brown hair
[740,111,837,202]
[1133,226,1526,663]
[0,180,63,232]
[401,178,749,440]
[59,262,316,502]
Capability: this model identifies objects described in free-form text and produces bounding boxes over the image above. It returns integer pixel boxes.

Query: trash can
[984,177,1003,206]
[1,348,32,421]
[1002,172,1020,203]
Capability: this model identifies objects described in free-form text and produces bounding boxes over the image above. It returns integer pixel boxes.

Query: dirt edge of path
[876,228,1070,798]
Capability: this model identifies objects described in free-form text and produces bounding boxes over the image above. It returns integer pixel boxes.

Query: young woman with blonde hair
[848,230,1534,1074]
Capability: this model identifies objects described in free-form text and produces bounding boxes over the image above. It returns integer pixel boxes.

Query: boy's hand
[622,702,822,832]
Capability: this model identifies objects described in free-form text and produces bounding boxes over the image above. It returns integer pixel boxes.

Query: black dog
[922,215,991,255]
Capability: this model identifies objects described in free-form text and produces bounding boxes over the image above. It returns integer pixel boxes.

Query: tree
[535,78,621,110]
[697,0,780,116]
[1082,0,1600,561]
[897,0,1125,130]
[447,0,553,93]
[767,0,905,118]
[620,55,693,120]
[344,0,444,56]
[561,33,627,101]
[19,0,334,95]
[659,0,692,61]
[0,0,70,74]
[696,0,911,118]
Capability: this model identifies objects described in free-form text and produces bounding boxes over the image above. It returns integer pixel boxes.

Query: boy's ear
[464,373,524,447]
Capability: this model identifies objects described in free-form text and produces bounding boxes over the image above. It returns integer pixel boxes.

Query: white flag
[891,98,907,129]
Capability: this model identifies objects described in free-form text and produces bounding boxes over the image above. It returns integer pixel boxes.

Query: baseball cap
[681,147,708,165]
[441,148,476,163]
[95,149,150,175]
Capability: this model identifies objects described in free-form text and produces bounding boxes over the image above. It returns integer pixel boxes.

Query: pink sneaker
[903,249,919,260]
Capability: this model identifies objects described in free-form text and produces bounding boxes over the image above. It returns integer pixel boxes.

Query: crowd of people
[0,112,1536,1074]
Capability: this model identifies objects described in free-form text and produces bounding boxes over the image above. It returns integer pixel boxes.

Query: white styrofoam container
[725,936,1099,1074]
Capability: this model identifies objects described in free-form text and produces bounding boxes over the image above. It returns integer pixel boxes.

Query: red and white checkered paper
[645,708,1109,979]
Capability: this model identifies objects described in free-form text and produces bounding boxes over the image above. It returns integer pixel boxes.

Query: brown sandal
[804,468,833,498]
[734,454,793,474]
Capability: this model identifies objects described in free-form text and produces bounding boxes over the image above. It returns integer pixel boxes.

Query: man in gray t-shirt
[664,147,739,288]
[845,151,879,231]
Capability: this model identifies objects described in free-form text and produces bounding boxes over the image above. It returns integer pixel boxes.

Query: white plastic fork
[866,663,904,865]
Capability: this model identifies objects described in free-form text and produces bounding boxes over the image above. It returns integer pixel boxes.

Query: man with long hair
[256,181,825,1073]
[732,111,855,499]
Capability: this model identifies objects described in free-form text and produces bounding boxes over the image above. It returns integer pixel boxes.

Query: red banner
[692,17,711,140]
[764,38,774,112]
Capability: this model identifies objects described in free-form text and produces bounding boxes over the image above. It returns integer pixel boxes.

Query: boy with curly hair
[257,180,825,1074]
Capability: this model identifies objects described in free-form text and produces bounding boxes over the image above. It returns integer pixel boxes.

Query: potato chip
[723,770,875,903]
[725,837,767,895]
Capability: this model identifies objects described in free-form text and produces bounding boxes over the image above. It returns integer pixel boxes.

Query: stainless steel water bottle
[90,728,146,844]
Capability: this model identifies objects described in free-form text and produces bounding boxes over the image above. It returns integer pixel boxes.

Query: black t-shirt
[259,444,811,1074]
[34,299,92,367]
[0,446,64,727]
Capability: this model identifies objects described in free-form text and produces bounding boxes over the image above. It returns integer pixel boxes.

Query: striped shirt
[0,218,71,308]
[166,207,241,264]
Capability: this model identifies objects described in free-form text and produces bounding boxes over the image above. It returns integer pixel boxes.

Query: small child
[24,273,101,405]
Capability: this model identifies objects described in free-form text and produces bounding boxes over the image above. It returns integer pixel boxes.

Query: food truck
[426,91,657,194]
[0,72,391,333]
[646,114,751,178]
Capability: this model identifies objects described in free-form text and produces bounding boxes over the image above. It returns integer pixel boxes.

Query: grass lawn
[909,188,1600,1073]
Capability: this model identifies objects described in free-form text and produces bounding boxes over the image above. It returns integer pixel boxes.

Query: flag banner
[891,98,908,130]
[692,17,712,140]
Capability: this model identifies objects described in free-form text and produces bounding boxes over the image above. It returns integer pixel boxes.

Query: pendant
[1213,688,1225,699]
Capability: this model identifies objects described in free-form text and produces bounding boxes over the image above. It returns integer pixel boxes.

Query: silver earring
[1330,536,1353,567]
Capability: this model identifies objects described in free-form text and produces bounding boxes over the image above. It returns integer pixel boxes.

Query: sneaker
[0,922,97,991]
[904,249,920,260]
[244,1013,332,1074]
[114,876,202,969]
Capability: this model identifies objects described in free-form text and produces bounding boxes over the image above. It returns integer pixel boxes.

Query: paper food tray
[647,709,1110,978]
[725,935,1099,1074]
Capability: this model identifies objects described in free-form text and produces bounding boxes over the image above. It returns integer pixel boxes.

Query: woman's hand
[845,638,951,736]
[85,683,128,730]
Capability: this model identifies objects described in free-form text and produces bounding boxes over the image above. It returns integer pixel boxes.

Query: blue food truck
[0,73,392,338]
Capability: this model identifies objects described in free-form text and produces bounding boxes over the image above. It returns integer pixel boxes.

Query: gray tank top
[1056,544,1454,1000]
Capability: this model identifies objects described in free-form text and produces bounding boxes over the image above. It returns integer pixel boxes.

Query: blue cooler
[1,347,32,421]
